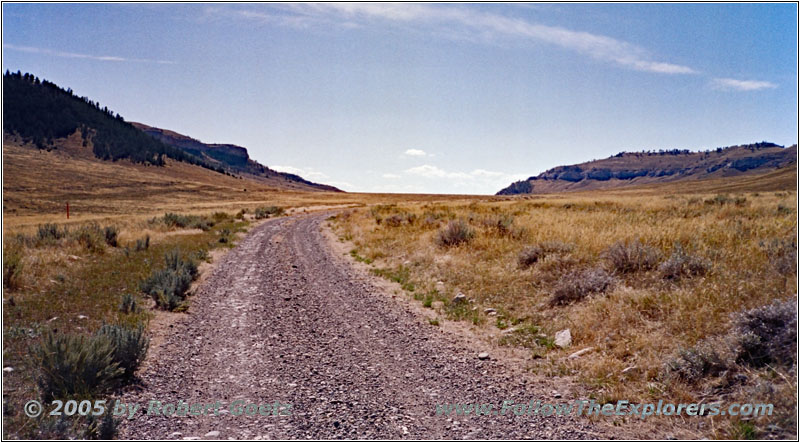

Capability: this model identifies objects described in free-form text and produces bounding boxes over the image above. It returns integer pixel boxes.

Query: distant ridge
[497,143,797,195]
[131,123,342,193]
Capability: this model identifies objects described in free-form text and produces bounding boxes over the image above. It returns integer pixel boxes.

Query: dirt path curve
[120,213,603,439]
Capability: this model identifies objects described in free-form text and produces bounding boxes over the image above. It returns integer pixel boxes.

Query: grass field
[330,184,797,439]
[2,139,797,439]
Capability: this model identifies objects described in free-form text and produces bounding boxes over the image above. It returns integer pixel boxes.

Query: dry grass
[331,188,797,438]
[3,139,797,438]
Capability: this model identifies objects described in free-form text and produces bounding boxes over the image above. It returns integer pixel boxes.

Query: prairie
[329,176,797,439]
[2,137,796,439]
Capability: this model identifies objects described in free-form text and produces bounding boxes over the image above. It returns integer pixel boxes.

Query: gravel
[120,213,600,439]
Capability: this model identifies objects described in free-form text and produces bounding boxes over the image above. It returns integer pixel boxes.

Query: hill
[2,71,209,168]
[497,143,797,195]
[2,71,339,192]
[130,122,341,192]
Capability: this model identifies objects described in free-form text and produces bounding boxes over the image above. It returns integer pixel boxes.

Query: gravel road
[120,213,603,439]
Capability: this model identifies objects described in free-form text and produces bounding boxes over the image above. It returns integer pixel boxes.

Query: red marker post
[66,202,70,219]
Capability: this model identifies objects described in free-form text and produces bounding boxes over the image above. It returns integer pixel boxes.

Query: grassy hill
[131,122,341,192]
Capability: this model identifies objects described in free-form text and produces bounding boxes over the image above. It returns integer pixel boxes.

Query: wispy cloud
[403,148,430,157]
[253,3,697,75]
[3,43,175,64]
[712,77,778,91]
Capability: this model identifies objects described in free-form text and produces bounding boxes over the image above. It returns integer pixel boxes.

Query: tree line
[3,71,225,173]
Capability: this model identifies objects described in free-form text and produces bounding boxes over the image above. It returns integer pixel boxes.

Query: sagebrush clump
[254,206,285,219]
[139,249,198,310]
[33,332,122,402]
[733,299,796,368]
[103,225,118,247]
[3,245,23,290]
[604,240,661,273]
[517,241,574,269]
[550,266,615,306]
[658,244,710,280]
[435,219,474,247]
[97,324,149,379]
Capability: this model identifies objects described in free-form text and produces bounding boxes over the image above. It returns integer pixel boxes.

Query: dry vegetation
[330,187,797,439]
[2,140,485,439]
[3,139,797,439]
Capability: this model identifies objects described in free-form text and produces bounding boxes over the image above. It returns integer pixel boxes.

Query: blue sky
[3,3,797,194]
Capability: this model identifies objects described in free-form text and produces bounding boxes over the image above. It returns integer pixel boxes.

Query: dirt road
[121,213,602,439]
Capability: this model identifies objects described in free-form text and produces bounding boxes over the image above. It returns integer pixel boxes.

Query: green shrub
[72,224,104,252]
[3,245,23,290]
[435,219,474,247]
[96,324,149,379]
[254,206,285,219]
[134,235,150,252]
[103,226,118,247]
[139,249,198,311]
[211,212,231,222]
[119,293,138,314]
[32,332,122,402]
[37,223,67,243]
[161,213,214,231]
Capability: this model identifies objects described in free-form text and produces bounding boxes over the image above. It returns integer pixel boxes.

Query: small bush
[481,214,515,236]
[3,245,24,290]
[97,324,149,380]
[37,223,68,243]
[139,249,198,310]
[435,219,474,247]
[658,244,710,281]
[733,300,797,368]
[604,240,661,273]
[760,238,797,277]
[383,213,416,227]
[72,224,104,252]
[666,346,727,383]
[103,226,118,247]
[255,206,285,219]
[161,213,213,231]
[235,209,246,220]
[119,293,138,314]
[33,332,122,402]
[134,235,150,251]
[212,212,231,222]
[518,241,573,269]
[550,267,615,306]
[705,194,733,205]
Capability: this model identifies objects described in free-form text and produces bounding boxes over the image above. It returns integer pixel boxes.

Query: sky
[2,3,797,194]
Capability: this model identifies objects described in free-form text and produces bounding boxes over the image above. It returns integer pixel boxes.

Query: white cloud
[403,149,429,157]
[2,43,175,64]
[405,164,472,180]
[278,3,697,75]
[403,164,527,190]
[382,173,402,179]
[271,165,329,180]
[712,78,777,91]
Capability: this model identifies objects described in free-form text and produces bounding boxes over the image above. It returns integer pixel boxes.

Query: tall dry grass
[332,191,797,438]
